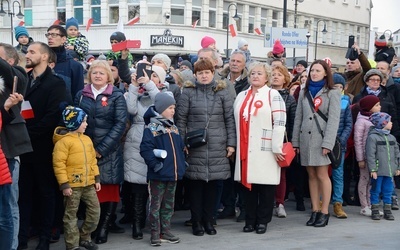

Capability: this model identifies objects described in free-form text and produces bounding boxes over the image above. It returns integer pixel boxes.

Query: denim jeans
[331,151,345,204]
[8,158,20,250]
[0,184,13,250]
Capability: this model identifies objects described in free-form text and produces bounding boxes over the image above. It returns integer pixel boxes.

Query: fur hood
[219,67,248,80]
[182,79,227,92]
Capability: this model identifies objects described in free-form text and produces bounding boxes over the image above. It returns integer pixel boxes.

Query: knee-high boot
[108,202,125,233]
[95,202,112,244]
[132,193,148,240]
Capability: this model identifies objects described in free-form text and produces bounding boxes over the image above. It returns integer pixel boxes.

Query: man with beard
[18,42,67,250]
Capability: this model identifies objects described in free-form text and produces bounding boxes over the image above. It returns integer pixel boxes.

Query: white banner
[264,27,309,49]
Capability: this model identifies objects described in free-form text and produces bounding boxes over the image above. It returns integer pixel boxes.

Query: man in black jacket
[0,43,33,250]
[18,42,67,250]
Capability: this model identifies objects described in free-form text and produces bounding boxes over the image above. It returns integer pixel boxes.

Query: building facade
[0,0,373,67]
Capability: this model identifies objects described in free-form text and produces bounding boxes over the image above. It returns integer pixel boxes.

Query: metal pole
[283,0,287,28]
[314,23,318,61]
[306,34,310,63]
[293,0,298,71]
[10,9,13,45]
[225,3,237,60]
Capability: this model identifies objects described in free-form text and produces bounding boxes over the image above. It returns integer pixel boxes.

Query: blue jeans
[370,176,393,205]
[331,151,345,204]
[8,158,20,250]
[0,184,13,250]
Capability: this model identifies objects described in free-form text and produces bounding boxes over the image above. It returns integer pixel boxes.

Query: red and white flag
[192,19,199,28]
[86,18,93,32]
[17,21,25,26]
[126,16,140,25]
[21,100,34,120]
[49,19,61,26]
[229,23,237,37]
[254,27,263,35]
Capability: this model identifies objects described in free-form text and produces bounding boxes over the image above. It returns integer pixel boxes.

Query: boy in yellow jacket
[53,106,101,250]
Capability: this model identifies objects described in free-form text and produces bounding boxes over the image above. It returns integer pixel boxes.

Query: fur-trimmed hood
[219,67,248,80]
[182,79,227,92]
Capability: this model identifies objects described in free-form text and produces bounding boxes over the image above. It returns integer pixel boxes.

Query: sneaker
[79,240,98,250]
[392,197,399,210]
[150,237,161,247]
[360,207,372,216]
[160,231,180,244]
[275,204,287,218]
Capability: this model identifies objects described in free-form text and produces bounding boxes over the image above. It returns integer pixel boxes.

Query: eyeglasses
[368,78,381,83]
[45,33,62,38]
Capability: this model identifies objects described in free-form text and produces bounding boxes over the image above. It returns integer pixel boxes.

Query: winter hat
[238,38,248,49]
[180,60,193,71]
[363,69,384,83]
[110,31,126,42]
[178,57,183,62]
[370,112,391,129]
[201,36,216,49]
[62,106,87,131]
[296,60,307,69]
[97,53,107,60]
[151,65,166,84]
[181,69,195,82]
[66,17,79,30]
[14,26,29,41]
[151,53,171,69]
[333,73,346,87]
[272,40,285,55]
[375,34,387,47]
[85,54,95,63]
[154,92,176,114]
[359,95,380,112]
[391,65,400,75]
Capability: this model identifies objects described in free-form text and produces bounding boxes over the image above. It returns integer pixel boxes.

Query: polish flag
[192,19,199,28]
[126,16,140,25]
[49,19,61,26]
[86,18,93,32]
[18,21,25,26]
[229,23,237,37]
[21,100,34,120]
[254,27,262,35]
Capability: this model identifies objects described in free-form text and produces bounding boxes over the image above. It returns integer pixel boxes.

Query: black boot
[132,193,147,240]
[108,202,125,233]
[95,202,112,244]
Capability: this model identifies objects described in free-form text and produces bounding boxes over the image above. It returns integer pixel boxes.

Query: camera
[165,12,171,19]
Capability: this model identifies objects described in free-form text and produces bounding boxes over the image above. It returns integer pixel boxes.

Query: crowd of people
[0,18,400,250]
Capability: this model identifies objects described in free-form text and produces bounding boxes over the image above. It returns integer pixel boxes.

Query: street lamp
[225,3,240,59]
[306,31,311,63]
[0,0,24,45]
[314,19,327,61]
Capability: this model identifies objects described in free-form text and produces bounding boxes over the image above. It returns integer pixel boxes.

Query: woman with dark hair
[292,60,341,227]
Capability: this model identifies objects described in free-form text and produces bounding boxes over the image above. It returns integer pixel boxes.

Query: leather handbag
[278,132,296,168]
[305,92,341,169]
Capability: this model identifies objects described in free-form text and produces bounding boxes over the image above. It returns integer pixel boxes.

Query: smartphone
[12,76,18,94]
[136,63,152,79]
[348,35,355,48]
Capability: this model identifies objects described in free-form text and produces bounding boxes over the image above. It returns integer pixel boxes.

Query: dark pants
[0,184,13,250]
[189,180,218,223]
[220,160,236,209]
[18,162,56,243]
[245,184,275,226]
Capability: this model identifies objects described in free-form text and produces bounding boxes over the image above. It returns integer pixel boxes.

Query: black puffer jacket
[176,80,236,181]
[278,89,297,142]
[75,84,127,184]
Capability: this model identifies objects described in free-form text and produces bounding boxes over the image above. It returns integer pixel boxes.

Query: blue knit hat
[370,112,391,130]
[66,17,79,30]
[62,106,87,131]
[14,26,29,41]
[333,73,346,87]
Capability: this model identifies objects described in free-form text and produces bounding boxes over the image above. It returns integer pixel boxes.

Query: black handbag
[305,92,342,169]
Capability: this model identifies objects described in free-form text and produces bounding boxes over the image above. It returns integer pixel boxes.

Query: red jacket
[0,88,11,185]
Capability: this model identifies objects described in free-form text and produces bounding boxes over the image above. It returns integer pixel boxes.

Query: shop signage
[150,29,184,47]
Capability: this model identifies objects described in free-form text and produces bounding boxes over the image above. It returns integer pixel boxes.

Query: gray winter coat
[365,128,400,177]
[176,80,236,181]
[292,88,341,166]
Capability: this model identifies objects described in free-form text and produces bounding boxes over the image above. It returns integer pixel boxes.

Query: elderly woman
[176,59,236,236]
[74,60,127,244]
[292,60,341,227]
[234,62,286,234]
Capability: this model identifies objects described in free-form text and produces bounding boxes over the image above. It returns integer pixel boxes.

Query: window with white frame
[109,0,119,24]
[331,22,336,45]
[147,0,162,24]
[236,4,243,32]
[91,0,101,24]
[73,0,83,25]
[356,26,361,47]
[248,6,255,33]
[23,0,33,26]
[56,0,66,25]
[192,0,202,27]
[261,8,267,34]
[272,10,278,27]
[171,0,185,24]
[222,2,229,30]
[209,0,216,28]
[128,0,140,21]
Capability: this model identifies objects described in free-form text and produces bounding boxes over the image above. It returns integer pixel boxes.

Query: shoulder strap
[305,91,325,137]
[205,93,217,129]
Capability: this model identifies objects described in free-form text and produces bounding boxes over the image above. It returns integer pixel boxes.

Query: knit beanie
[238,38,248,49]
[296,60,307,69]
[201,36,216,49]
[375,34,387,47]
[66,17,79,30]
[370,112,391,129]
[151,65,166,84]
[154,92,176,114]
[151,53,171,69]
[363,69,384,83]
[14,26,29,41]
[178,56,183,62]
[180,60,193,71]
[85,54,95,63]
[181,69,195,82]
[359,95,380,112]
[272,40,285,55]
[62,106,87,131]
[110,31,126,42]
[333,73,346,87]
[391,65,400,75]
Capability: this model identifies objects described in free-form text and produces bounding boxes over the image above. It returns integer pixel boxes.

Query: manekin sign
[150,29,184,47]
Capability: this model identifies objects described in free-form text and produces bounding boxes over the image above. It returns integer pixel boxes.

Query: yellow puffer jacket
[53,126,100,190]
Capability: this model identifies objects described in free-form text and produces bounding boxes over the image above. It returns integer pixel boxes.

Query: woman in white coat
[234,62,286,234]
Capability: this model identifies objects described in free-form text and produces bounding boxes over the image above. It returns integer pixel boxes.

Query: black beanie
[110,31,126,42]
